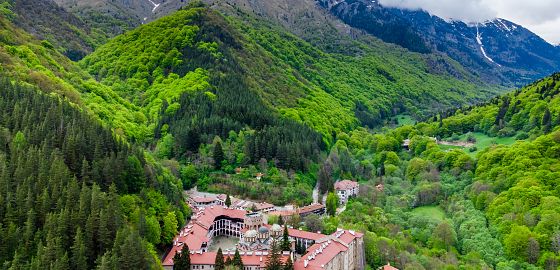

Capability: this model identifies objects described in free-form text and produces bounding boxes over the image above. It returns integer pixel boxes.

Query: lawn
[411,206,446,222]
[395,114,416,127]
[440,132,517,157]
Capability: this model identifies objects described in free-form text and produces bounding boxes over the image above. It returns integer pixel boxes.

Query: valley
[0,0,559,270]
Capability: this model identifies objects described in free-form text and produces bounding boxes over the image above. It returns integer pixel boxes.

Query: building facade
[163,206,364,270]
[335,180,359,204]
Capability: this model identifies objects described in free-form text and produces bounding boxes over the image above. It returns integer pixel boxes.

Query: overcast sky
[379,0,560,45]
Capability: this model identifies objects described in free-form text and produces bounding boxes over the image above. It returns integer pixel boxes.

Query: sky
[378,0,560,45]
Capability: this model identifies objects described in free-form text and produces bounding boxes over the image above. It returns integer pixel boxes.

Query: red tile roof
[193,206,246,228]
[191,196,218,203]
[334,180,359,191]
[255,202,275,211]
[162,206,248,266]
[298,203,325,214]
[294,240,347,270]
[261,224,324,241]
[382,263,399,270]
[165,251,289,267]
[267,210,296,217]
[293,229,364,270]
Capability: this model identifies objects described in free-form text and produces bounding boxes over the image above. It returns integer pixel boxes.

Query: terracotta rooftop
[164,251,289,267]
[293,229,364,270]
[334,180,359,191]
[255,202,275,211]
[261,224,324,241]
[382,263,399,270]
[191,196,218,203]
[267,210,296,217]
[193,206,246,229]
[162,206,248,266]
[298,203,325,214]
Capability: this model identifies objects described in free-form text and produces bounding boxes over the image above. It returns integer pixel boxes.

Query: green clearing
[396,114,416,127]
[440,132,517,157]
[411,206,446,222]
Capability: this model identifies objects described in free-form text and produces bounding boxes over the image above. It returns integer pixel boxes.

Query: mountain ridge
[317,0,560,86]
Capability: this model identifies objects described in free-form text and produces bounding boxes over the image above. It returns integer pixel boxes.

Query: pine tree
[543,108,552,133]
[215,248,225,270]
[281,226,291,251]
[71,227,88,270]
[265,241,282,270]
[173,245,191,270]
[233,249,243,269]
[225,194,231,208]
[214,141,224,169]
[225,256,232,266]
[96,251,114,270]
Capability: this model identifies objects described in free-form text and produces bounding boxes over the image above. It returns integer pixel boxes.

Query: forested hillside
[1,1,560,269]
[0,79,189,269]
[81,4,496,141]
[305,73,560,269]
[434,73,560,139]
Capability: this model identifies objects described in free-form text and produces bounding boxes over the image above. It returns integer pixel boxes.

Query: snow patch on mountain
[147,0,160,13]
[476,25,501,67]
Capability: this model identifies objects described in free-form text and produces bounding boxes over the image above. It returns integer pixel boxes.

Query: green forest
[0,0,560,269]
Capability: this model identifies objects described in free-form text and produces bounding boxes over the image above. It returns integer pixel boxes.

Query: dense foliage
[0,79,189,269]
[431,73,560,140]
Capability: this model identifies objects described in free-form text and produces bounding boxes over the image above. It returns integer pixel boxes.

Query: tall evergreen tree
[225,256,232,266]
[543,108,552,133]
[215,248,225,270]
[173,244,191,270]
[214,141,224,169]
[265,241,282,270]
[233,249,243,269]
[281,226,291,251]
[71,227,88,270]
[225,194,231,208]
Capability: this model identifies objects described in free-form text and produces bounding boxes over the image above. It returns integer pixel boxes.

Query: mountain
[3,0,100,60]
[79,3,499,142]
[317,0,560,86]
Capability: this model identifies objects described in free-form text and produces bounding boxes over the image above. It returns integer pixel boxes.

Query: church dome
[245,230,257,238]
[258,226,269,234]
[271,224,282,232]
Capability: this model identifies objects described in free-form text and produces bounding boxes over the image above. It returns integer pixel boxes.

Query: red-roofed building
[163,250,291,270]
[379,263,399,270]
[162,203,365,270]
[294,229,365,270]
[189,195,226,209]
[297,203,326,217]
[335,180,359,204]
[254,202,276,213]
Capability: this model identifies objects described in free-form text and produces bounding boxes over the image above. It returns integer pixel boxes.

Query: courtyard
[208,236,240,252]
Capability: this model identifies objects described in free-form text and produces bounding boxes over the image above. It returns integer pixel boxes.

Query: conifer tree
[225,256,232,266]
[543,108,552,133]
[71,227,88,270]
[265,241,282,270]
[214,141,224,169]
[281,226,291,251]
[215,248,225,270]
[173,245,191,270]
[233,249,243,269]
[225,194,231,207]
